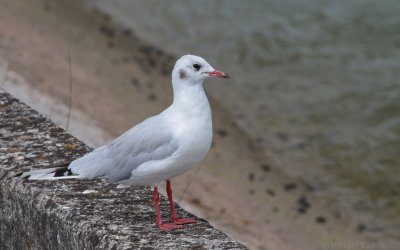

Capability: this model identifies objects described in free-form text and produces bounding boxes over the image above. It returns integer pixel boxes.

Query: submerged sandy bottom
[1,0,398,249]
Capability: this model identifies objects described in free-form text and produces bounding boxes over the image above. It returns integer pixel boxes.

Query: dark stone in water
[357,223,366,232]
[248,173,255,182]
[216,129,228,137]
[99,24,115,38]
[131,78,140,88]
[148,58,156,68]
[298,207,306,214]
[297,195,311,214]
[148,93,157,101]
[266,189,275,196]
[284,182,297,191]
[260,164,270,172]
[315,216,326,224]
[298,196,310,207]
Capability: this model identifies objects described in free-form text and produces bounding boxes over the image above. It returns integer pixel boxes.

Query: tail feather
[28,175,79,180]
[16,162,78,180]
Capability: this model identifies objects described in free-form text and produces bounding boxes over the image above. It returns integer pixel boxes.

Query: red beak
[208,70,230,79]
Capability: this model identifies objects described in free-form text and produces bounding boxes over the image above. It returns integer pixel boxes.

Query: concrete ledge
[0,89,246,249]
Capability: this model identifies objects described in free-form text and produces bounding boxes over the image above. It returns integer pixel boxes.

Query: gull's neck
[171,79,211,118]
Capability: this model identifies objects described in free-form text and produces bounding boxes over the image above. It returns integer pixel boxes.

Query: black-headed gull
[21,54,229,231]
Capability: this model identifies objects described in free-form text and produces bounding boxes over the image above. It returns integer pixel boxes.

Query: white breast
[167,100,213,174]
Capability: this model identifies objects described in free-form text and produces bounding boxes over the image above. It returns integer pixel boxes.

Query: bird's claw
[159,223,184,231]
[173,217,197,225]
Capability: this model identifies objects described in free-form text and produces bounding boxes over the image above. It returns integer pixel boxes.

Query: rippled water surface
[88,0,400,228]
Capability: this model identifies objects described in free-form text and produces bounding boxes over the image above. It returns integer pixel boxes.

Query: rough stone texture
[0,89,247,250]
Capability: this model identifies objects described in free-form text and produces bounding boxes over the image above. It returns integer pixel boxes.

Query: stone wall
[0,89,246,249]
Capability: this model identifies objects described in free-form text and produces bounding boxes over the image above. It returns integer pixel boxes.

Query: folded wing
[69,115,179,182]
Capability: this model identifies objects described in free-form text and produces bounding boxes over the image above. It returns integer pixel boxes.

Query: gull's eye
[193,64,201,71]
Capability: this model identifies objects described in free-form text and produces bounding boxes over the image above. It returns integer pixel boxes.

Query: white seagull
[21,54,229,231]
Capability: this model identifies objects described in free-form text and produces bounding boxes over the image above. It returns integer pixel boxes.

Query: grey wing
[68,116,179,182]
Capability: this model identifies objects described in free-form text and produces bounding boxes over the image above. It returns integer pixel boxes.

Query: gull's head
[172,54,229,85]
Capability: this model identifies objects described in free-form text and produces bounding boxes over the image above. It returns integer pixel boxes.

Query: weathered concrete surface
[0,89,247,250]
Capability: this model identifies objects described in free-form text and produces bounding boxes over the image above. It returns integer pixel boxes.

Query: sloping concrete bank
[0,89,246,250]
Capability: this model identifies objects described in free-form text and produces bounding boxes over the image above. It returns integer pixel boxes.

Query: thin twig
[66,46,73,131]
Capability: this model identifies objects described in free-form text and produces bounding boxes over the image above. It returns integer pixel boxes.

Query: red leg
[153,186,183,231]
[166,180,197,225]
